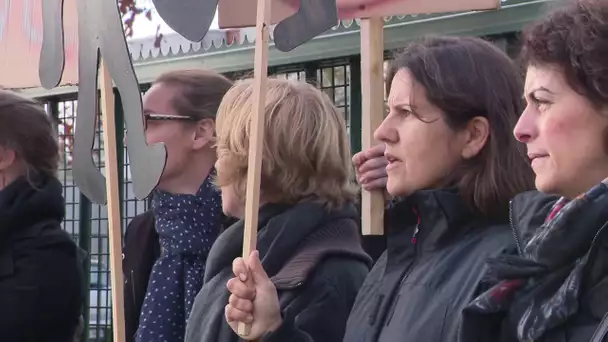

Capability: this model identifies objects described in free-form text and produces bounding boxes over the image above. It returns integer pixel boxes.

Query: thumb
[248,250,270,285]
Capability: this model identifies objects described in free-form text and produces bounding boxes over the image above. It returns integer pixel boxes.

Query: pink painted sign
[0,0,78,89]
[218,0,500,28]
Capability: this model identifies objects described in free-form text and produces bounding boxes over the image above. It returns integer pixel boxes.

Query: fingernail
[247,315,253,322]
[239,273,246,281]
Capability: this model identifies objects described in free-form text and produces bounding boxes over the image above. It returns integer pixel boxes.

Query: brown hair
[0,90,59,179]
[386,36,535,219]
[154,69,234,120]
[214,78,358,208]
[520,0,608,108]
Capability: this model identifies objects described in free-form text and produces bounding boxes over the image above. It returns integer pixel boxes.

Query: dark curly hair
[521,0,608,107]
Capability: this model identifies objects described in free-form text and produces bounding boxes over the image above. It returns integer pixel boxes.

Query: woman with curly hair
[461,1,608,341]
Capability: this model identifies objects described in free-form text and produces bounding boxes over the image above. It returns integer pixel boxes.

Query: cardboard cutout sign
[38,0,166,205]
[152,0,218,42]
[154,0,338,52]
[37,0,168,340]
[0,0,78,89]
[218,0,501,27]
[272,0,338,51]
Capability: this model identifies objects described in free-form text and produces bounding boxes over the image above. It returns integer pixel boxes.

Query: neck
[158,152,216,195]
[562,169,608,200]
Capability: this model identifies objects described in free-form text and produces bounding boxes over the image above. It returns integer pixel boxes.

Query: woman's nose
[513,107,537,143]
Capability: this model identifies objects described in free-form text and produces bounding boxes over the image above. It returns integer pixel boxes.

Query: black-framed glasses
[143,113,196,130]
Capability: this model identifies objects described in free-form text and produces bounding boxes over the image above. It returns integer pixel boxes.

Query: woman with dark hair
[0,90,84,341]
[462,1,608,341]
[226,36,535,341]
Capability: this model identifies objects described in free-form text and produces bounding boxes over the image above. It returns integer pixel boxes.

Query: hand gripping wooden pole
[360,17,385,235]
[237,0,271,339]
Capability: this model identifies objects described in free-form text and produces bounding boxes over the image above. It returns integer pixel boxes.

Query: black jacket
[343,189,516,342]
[122,211,158,342]
[0,175,83,341]
[122,210,234,342]
[184,201,372,342]
[461,189,608,342]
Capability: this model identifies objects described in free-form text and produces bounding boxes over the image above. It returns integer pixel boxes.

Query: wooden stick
[360,17,385,236]
[99,59,126,342]
[237,0,271,338]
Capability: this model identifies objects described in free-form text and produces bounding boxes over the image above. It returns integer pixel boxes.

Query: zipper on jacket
[591,312,608,342]
[384,207,421,327]
[590,221,608,248]
[509,200,523,255]
[411,207,420,245]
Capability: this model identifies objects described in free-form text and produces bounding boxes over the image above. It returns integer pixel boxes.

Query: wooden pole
[360,17,385,236]
[238,0,271,338]
[99,60,126,342]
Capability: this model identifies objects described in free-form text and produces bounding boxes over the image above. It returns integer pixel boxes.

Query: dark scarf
[135,173,222,342]
[465,182,608,340]
[0,175,65,239]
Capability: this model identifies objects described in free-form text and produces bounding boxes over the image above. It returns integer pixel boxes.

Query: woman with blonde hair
[184,78,372,342]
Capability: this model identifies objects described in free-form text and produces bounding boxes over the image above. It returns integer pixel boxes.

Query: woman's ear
[0,146,16,172]
[461,116,490,160]
[192,118,216,150]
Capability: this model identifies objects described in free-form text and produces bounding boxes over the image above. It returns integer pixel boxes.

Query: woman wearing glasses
[122,69,236,342]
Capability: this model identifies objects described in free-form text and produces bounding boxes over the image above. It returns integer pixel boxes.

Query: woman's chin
[386,181,410,198]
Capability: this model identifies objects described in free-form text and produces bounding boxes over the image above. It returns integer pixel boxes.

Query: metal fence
[42,57,360,342]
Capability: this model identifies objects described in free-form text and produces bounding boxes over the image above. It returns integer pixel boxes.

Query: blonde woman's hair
[215,78,358,208]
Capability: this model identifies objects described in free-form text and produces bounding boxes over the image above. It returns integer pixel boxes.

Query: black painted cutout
[274,0,338,52]
[40,0,167,204]
[153,0,217,42]
[153,0,337,52]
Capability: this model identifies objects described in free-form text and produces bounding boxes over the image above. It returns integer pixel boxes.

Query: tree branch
[118,0,159,40]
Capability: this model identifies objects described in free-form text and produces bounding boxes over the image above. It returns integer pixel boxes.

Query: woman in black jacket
[0,90,84,341]
[185,78,371,342]
[345,36,535,341]
[462,1,608,340]
[225,36,535,341]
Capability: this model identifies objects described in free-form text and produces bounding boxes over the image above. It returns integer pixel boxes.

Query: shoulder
[12,220,79,258]
[7,221,82,287]
[124,211,156,242]
[307,256,370,296]
[472,222,516,250]
[125,211,155,233]
[511,190,560,227]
